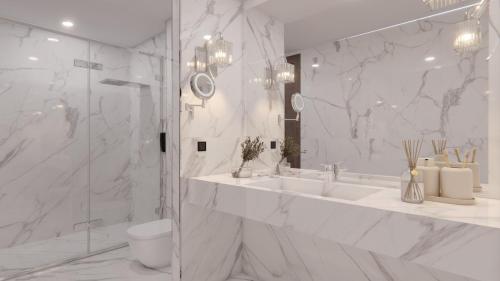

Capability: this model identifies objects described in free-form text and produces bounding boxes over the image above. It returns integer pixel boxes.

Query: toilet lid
[127,219,172,240]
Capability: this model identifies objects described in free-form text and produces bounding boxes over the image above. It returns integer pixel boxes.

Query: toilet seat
[127,219,171,240]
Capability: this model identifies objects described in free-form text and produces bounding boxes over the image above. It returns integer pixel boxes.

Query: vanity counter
[186,170,500,281]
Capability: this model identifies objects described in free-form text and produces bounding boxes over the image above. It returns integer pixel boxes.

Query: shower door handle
[160,132,166,153]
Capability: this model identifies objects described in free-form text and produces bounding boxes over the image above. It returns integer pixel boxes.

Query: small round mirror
[190,72,215,99]
[291,93,304,113]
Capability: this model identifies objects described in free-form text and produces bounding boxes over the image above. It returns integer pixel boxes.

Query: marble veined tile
[0,222,130,279]
[11,247,171,281]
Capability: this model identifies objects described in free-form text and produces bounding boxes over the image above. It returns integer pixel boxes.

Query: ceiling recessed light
[203,34,212,41]
[47,37,59,42]
[61,20,74,28]
[391,104,398,109]
[28,56,39,61]
[424,56,436,62]
[376,100,383,105]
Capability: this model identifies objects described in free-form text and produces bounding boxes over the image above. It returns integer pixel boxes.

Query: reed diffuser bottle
[401,139,424,204]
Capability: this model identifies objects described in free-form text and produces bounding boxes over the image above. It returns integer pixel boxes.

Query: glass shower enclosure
[0,4,172,279]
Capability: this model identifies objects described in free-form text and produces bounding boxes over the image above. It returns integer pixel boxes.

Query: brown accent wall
[285,54,301,168]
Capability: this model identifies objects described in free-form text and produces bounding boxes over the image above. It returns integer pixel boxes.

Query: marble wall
[179,0,284,280]
[241,220,479,281]
[299,13,489,180]
[0,18,168,252]
[489,0,500,195]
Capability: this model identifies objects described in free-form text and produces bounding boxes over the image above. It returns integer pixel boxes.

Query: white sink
[297,172,400,189]
[247,177,381,201]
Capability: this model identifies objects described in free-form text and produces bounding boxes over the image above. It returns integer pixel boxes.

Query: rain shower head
[99,79,150,88]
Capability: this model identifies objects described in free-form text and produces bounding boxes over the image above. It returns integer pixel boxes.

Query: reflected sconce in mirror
[264,57,295,90]
[454,18,481,53]
[278,93,304,123]
[453,0,487,54]
[186,32,233,115]
[274,57,295,84]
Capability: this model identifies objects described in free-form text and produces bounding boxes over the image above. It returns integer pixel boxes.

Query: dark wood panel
[285,54,301,168]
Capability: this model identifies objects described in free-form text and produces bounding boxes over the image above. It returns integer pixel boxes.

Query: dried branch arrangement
[232,137,265,178]
[279,137,300,164]
[402,139,424,204]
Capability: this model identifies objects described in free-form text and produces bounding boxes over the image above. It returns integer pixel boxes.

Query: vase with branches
[232,136,265,178]
[275,136,300,175]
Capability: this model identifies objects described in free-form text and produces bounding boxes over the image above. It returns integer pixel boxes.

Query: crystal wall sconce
[208,33,233,67]
[191,32,233,78]
[186,32,233,115]
[264,57,295,90]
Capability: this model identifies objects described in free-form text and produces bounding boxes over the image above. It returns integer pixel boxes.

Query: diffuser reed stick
[402,139,424,204]
[432,139,447,155]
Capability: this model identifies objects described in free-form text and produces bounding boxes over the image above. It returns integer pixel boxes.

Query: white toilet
[127,219,172,269]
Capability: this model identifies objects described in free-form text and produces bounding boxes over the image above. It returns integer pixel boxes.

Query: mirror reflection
[245,0,497,198]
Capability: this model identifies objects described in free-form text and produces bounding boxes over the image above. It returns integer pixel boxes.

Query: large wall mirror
[247,0,500,199]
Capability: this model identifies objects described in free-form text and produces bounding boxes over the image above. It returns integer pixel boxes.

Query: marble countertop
[190,169,500,229]
[185,169,500,281]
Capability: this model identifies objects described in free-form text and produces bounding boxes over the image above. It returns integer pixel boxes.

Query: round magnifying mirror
[291,93,305,113]
[190,72,216,99]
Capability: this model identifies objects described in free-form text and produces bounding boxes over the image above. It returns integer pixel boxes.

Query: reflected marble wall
[0,18,167,250]
[489,0,500,192]
[300,14,489,180]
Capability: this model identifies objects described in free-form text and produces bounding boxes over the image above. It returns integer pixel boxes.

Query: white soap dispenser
[418,158,440,197]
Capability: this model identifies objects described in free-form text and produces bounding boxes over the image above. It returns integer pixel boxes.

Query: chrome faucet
[333,163,341,181]
[321,162,343,182]
[321,164,334,182]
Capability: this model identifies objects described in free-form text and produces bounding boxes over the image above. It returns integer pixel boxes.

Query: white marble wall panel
[179,0,246,279]
[300,14,489,180]
[186,176,500,281]
[242,219,478,281]
[0,20,90,248]
[180,0,245,178]
[180,1,287,280]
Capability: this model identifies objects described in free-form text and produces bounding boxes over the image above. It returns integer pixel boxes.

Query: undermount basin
[297,172,400,189]
[247,177,381,201]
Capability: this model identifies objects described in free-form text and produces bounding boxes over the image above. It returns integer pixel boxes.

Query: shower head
[99,79,150,88]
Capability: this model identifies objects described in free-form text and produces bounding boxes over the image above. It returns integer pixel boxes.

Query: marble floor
[8,247,258,281]
[11,247,171,281]
[0,222,131,279]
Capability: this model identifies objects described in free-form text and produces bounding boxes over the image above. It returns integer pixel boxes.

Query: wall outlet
[270,141,277,149]
[197,141,207,152]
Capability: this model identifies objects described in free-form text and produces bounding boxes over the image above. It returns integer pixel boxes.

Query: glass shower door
[0,19,90,278]
[88,31,167,251]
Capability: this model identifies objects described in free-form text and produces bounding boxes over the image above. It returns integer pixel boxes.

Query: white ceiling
[0,0,172,47]
[255,0,479,53]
